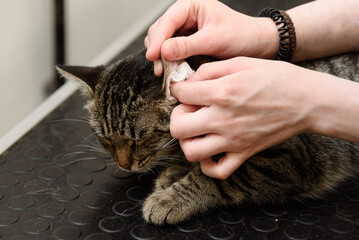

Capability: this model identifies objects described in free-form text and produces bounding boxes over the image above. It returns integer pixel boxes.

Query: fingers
[170,104,212,139]
[170,105,250,179]
[170,57,256,104]
[145,0,197,76]
[160,31,212,61]
[146,0,193,61]
[153,60,163,77]
[144,36,149,49]
[151,31,215,76]
[170,80,217,105]
[146,35,164,76]
[200,152,248,179]
[190,58,249,82]
[179,134,229,162]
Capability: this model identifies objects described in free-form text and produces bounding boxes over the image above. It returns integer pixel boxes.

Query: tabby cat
[57,49,359,225]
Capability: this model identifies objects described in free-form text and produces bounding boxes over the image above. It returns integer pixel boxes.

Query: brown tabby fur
[57,50,359,225]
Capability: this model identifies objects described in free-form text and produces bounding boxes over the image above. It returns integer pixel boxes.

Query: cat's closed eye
[97,136,113,149]
[154,129,168,134]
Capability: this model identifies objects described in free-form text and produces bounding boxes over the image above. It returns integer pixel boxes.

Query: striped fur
[58,50,359,225]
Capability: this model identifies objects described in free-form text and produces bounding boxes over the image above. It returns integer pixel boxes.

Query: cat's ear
[160,56,194,102]
[56,65,105,93]
[161,56,171,97]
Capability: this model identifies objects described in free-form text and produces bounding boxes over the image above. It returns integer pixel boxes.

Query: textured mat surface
[2,0,359,239]
[2,91,359,240]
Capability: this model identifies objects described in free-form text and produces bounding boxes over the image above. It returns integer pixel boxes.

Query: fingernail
[145,48,152,61]
[154,60,163,77]
[163,39,177,60]
[144,36,149,49]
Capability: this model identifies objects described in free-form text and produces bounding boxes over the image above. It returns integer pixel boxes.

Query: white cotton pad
[162,58,195,101]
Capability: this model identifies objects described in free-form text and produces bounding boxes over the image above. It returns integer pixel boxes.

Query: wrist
[228,13,279,59]
[255,17,280,59]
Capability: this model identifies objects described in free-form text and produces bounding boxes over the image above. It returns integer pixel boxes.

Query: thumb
[200,152,248,180]
[161,31,212,61]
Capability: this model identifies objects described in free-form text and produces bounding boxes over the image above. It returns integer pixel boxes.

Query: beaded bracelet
[259,8,297,62]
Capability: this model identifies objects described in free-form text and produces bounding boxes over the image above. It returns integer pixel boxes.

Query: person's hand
[170,57,330,179]
[145,0,279,76]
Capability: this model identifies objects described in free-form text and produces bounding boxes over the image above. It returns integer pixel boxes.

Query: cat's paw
[154,167,188,191]
[142,189,196,225]
[153,175,173,191]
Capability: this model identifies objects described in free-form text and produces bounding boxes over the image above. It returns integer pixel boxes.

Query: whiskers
[56,130,113,166]
[79,132,97,146]
[77,143,107,155]
[153,162,176,168]
[155,154,186,168]
[146,167,159,176]
[105,161,117,167]
[156,155,184,162]
[50,116,117,167]
[50,116,90,125]
[159,138,179,150]
[75,131,107,155]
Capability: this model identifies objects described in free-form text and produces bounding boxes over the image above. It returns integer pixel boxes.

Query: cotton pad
[161,57,195,101]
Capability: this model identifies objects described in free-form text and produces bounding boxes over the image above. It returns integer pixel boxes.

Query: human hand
[145,0,279,76]
[170,57,325,179]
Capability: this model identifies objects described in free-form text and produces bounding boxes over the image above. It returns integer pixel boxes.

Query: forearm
[306,73,359,143]
[287,0,359,61]
[258,0,359,141]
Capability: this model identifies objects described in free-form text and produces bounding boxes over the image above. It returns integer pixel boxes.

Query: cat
[57,49,359,225]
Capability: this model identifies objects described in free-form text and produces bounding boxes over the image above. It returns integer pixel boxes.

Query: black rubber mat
[2,1,358,239]
[2,90,359,240]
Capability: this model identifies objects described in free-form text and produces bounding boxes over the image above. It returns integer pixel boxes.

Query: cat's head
[57,49,205,172]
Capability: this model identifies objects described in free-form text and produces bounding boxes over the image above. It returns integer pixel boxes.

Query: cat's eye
[104,138,112,146]
[130,140,143,152]
[98,137,113,147]
[136,140,144,146]
[154,129,167,134]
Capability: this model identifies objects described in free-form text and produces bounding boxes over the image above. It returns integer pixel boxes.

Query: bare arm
[307,71,359,144]
[281,0,359,61]
[146,0,359,65]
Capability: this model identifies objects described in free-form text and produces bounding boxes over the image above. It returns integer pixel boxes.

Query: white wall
[66,0,164,65]
[0,0,168,137]
[0,0,54,137]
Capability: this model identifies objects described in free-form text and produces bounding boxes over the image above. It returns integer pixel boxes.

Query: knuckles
[169,111,182,139]
[200,163,231,180]
[215,171,232,180]
[169,124,203,162]
[194,63,211,80]
[169,83,182,101]
[181,141,202,162]
[211,84,234,106]
[169,121,181,139]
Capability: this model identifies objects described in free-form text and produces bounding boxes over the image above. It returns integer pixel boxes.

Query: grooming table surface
[1,1,358,239]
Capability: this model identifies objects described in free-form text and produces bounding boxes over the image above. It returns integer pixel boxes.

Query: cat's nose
[116,149,132,170]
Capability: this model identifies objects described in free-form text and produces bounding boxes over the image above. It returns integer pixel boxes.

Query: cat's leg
[144,134,359,225]
[143,153,303,225]
[143,165,236,225]
[154,166,190,191]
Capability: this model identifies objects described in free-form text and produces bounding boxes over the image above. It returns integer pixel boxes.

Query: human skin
[145,0,359,179]
[170,57,359,179]
[145,0,280,76]
[145,0,359,75]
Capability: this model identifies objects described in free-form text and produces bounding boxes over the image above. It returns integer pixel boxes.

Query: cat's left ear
[160,56,194,102]
[56,65,105,93]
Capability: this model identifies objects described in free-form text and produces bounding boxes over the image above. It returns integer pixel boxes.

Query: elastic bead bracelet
[259,8,297,62]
